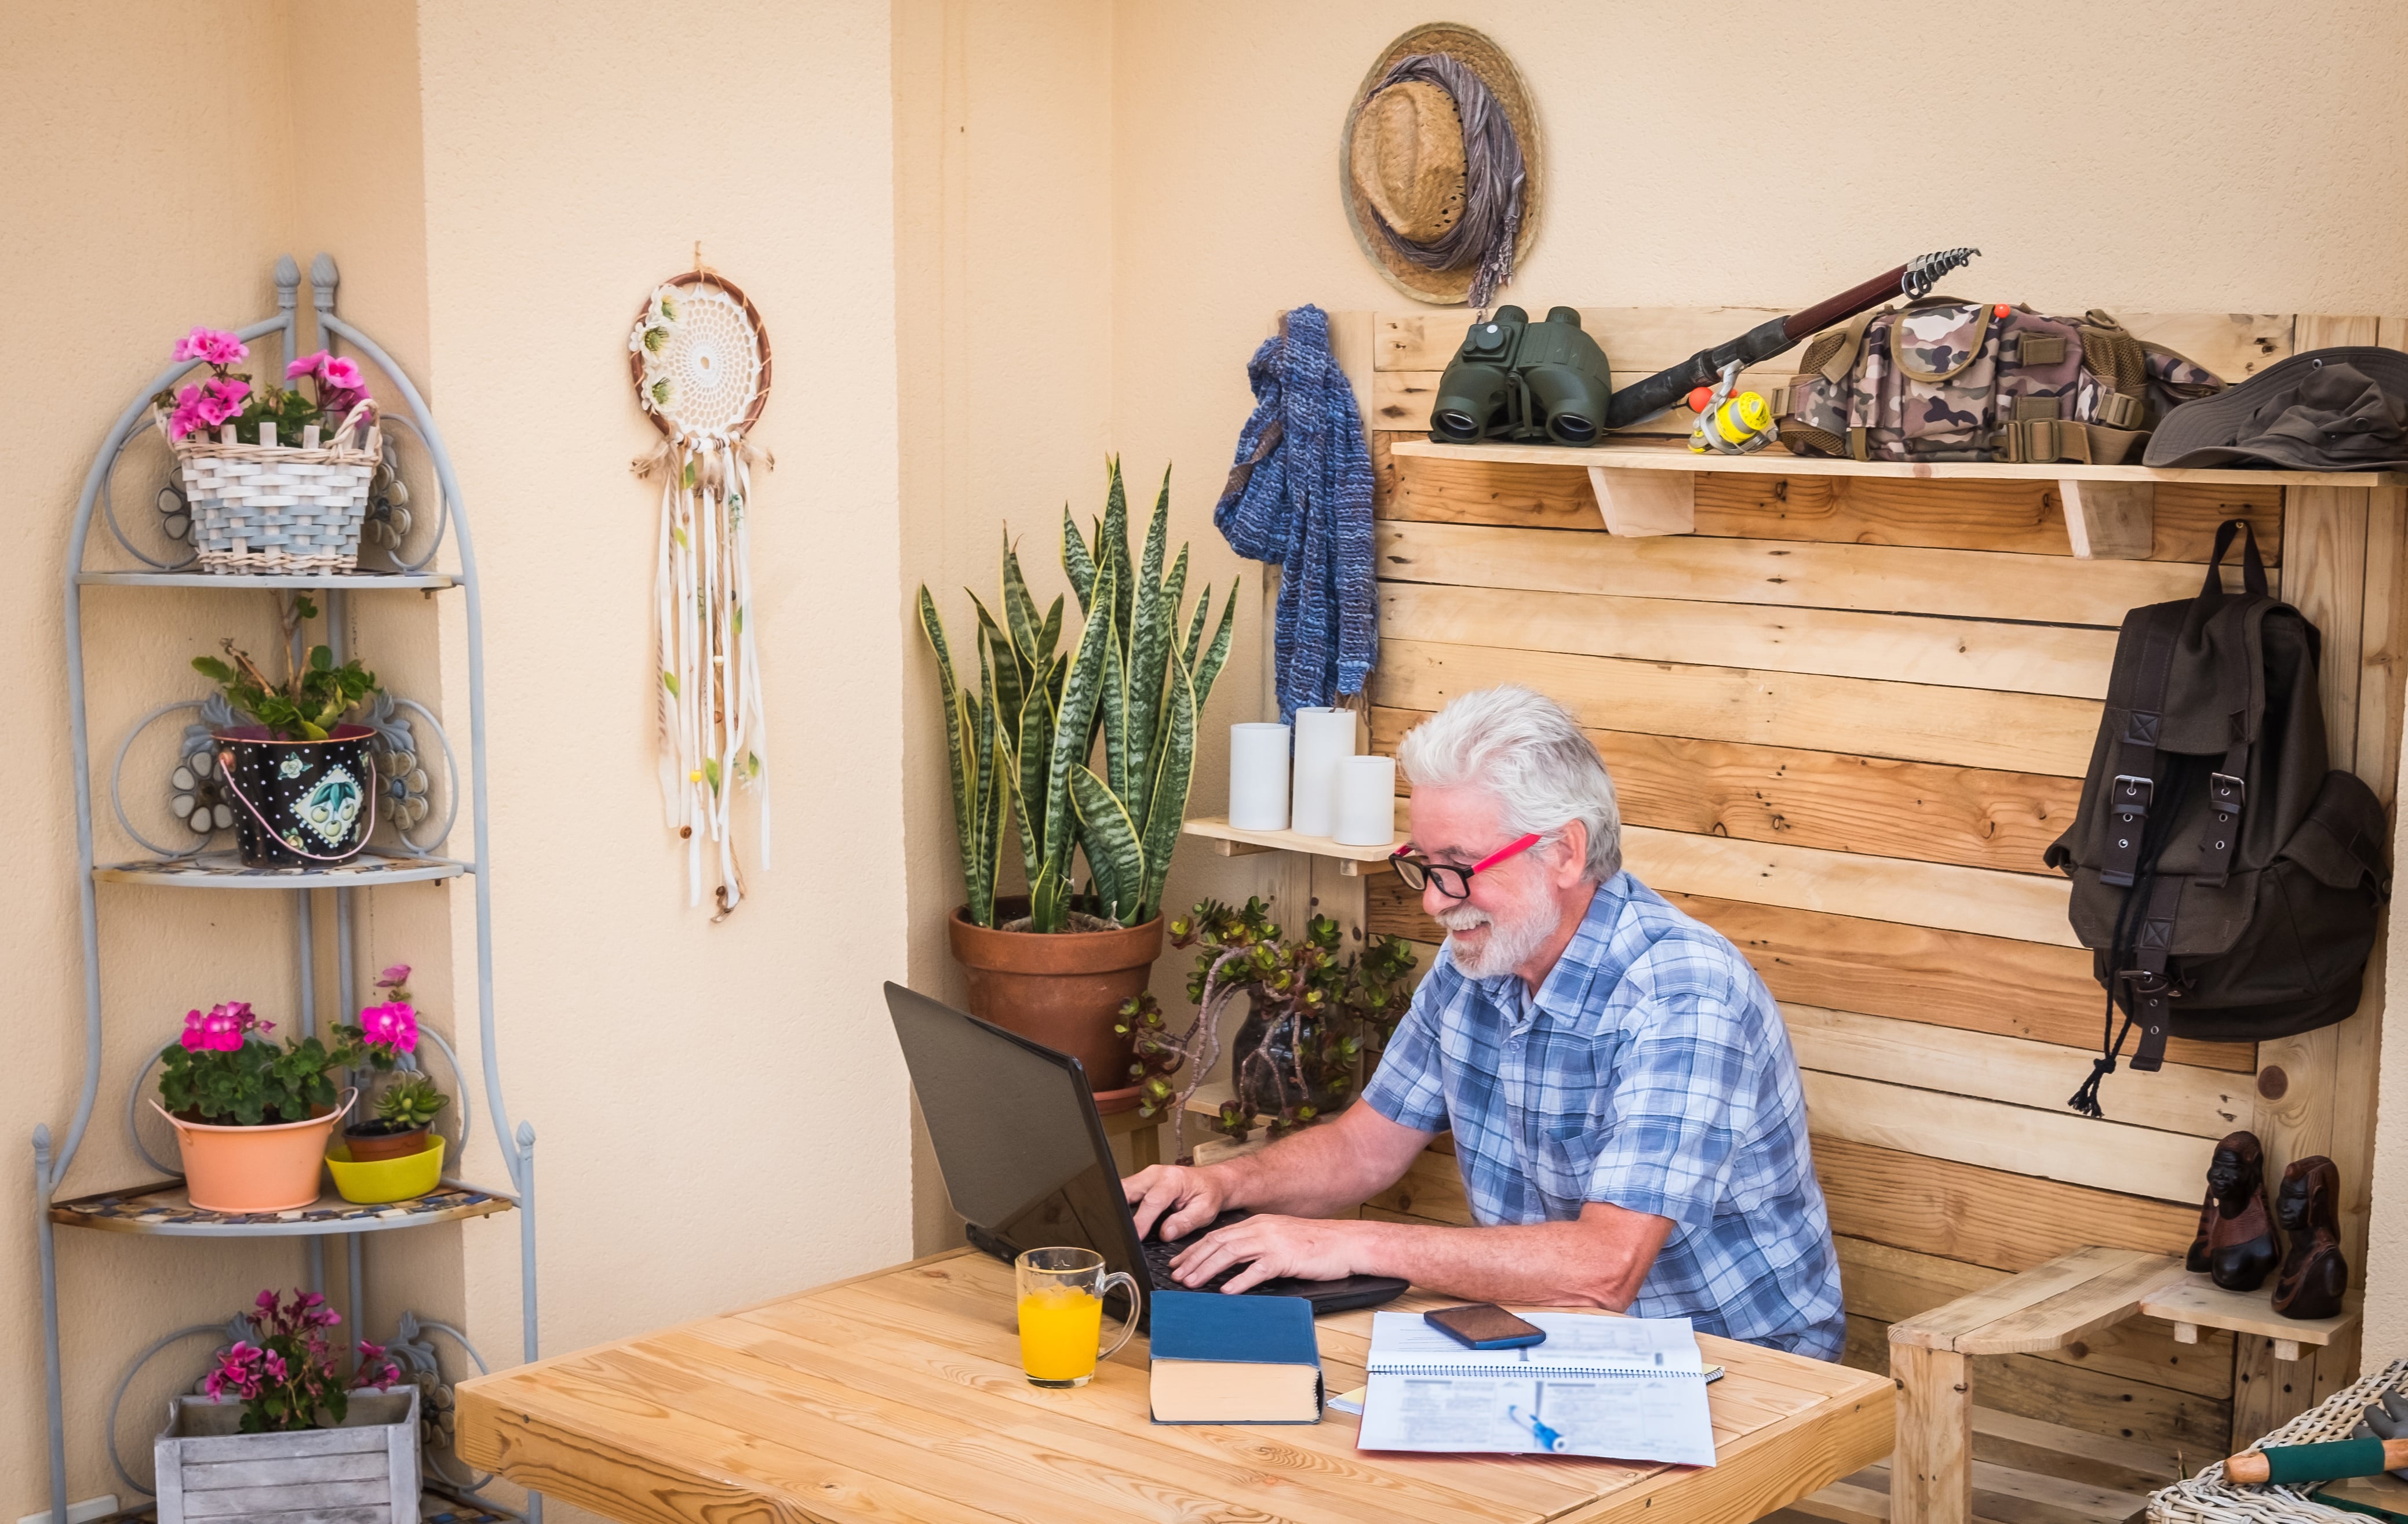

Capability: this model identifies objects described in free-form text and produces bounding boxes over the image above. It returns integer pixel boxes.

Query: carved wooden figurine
[2272,1154,2348,1322]
[2188,1130,2282,1293]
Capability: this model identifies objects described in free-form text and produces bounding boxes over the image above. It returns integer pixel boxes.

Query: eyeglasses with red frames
[1388,832,1543,900]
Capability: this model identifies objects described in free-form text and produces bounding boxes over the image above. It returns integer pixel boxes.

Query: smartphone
[1423,1303,1547,1351]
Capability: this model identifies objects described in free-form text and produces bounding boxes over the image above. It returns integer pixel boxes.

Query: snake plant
[918,460,1236,932]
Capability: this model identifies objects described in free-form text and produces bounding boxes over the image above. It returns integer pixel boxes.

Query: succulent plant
[373,1072,448,1130]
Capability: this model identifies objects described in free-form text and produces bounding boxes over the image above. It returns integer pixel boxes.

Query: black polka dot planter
[213,724,378,868]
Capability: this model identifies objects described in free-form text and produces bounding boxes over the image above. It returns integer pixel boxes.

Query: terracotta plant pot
[341,1122,430,1163]
[948,897,1163,1114]
[150,1089,354,1212]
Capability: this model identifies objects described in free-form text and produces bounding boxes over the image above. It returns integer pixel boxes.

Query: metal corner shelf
[92,850,471,889]
[37,253,542,1523]
[50,1179,514,1237]
[75,570,456,590]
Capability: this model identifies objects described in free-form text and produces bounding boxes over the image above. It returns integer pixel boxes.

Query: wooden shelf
[1390,437,2408,489]
[1182,816,1401,875]
[50,1179,513,1238]
[1392,437,2408,559]
[93,850,469,889]
[2139,1271,2358,1363]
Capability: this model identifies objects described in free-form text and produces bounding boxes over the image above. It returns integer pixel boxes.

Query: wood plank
[1954,1252,2190,1358]
[1846,1316,2228,1479]
[1362,1145,1473,1225]
[1369,707,2082,877]
[1548,1387,1895,1524]
[1802,1071,2202,1203]
[1969,1407,2190,1498]
[2230,1333,2320,1452]
[1890,1246,2156,1352]
[1378,583,2118,699]
[1376,520,2270,628]
[1387,452,2285,563]
[2286,486,2370,766]
[2295,315,2384,351]
[1837,1236,2232,1400]
[1390,436,2400,490]
[1786,1006,2251,1140]
[1621,825,2078,945]
[2137,1272,2356,1348]
[1365,877,2257,1074]
[1813,1137,2198,1274]
[1373,637,2103,777]
[1890,1343,1972,1524]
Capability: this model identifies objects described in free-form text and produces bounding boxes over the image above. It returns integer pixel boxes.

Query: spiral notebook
[1354,1311,1717,1466]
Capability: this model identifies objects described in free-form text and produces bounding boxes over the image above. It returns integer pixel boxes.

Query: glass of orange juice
[1014,1246,1139,1388]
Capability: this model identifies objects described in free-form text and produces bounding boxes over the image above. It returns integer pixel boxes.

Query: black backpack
[2046,521,2389,1117]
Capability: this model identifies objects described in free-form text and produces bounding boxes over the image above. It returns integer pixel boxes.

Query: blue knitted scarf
[1214,305,1376,722]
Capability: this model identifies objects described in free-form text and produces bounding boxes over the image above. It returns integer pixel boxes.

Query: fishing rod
[1602,247,1981,429]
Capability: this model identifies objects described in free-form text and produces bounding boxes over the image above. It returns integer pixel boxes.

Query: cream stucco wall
[12,0,2408,1512]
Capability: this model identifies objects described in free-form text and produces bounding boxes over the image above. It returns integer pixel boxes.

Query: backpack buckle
[2209,772,2245,810]
[2111,774,2153,814]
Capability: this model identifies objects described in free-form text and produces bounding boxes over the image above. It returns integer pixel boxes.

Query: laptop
[884,981,1409,1327]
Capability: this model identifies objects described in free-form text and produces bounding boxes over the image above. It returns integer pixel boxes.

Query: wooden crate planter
[155,1385,418,1522]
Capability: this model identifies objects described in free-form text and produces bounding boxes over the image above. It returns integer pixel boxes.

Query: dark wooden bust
[2272,1155,2348,1322]
[2188,1130,2281,1293]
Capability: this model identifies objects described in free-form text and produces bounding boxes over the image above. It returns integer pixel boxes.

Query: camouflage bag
[1779,299,2224,464]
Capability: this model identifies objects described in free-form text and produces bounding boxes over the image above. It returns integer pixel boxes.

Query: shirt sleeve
[1582,991,1762,1229]
[1360,974,1450,1133]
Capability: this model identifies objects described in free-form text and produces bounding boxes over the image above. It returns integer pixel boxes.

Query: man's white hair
[1395,685,1623,882]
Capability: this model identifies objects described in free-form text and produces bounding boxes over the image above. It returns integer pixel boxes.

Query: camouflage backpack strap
[2001,418,2150,464]
[1798,301,1891,384]
[2077,309,2151,430]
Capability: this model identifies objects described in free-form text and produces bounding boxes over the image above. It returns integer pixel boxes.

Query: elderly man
[1123,685,1844,1358]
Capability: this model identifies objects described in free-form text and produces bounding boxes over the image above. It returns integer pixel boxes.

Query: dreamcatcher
[628,267,773,917]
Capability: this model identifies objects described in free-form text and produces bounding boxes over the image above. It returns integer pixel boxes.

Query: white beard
[1434,899,1554,981]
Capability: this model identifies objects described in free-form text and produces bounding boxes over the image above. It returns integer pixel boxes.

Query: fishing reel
[1685,361,1779,456]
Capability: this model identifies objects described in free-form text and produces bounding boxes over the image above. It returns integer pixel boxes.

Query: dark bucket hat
[2145,347,2408,470]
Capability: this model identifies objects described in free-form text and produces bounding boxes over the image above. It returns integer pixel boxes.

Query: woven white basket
[2149,1358,2408,1524]
[162,402,379,574]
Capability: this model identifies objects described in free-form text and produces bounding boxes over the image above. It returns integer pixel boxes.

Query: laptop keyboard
[1141,1210,1253,1293]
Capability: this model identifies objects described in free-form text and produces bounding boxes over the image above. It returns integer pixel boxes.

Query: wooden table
[458,1248,1892,1524]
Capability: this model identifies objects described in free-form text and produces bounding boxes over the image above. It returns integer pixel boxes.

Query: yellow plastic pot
[324,1132,445,1205]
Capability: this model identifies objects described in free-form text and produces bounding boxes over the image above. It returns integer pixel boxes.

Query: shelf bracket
[2061,479,2155,559]
[1586,465,1695,537]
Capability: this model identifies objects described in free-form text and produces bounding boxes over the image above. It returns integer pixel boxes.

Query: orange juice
[1017,1285,1105,1381]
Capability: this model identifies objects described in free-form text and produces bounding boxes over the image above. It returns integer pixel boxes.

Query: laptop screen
[884,982,1141,1276]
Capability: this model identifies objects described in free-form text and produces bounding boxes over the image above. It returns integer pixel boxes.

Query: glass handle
[1097,1271,1142,1363]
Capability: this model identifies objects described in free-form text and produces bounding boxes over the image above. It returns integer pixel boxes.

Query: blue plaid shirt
[1361,872,1845,1359]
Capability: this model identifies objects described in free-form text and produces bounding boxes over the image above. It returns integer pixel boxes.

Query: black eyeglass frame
[1387,832,1544,900]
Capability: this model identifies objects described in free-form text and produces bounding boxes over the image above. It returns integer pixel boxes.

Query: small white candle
[1228,723,1291,831]
[1289,708,1357,837]
[1334,755,1398,847]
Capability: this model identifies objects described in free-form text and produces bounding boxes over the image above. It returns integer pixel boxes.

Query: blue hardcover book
[1147,1290,1324,1424]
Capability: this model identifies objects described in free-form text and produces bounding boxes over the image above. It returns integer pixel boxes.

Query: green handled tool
[2226,1436,2408,1485]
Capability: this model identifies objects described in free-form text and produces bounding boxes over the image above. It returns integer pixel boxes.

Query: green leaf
[1102,459,1134,659]
[1000,532,1044,670]
[1070,763,1147,925]
[192,656,236,684]
[661,670,680,697]
[309,644,332,672]
[1139,641,1200,921]
[1039,557,1116,928]
[1034,595,1064,671]
[1061,504,1097,616]
[1192,580,1239,712]
[918,585,992,925]
[703,757,722,792]
[973,602,1026,755]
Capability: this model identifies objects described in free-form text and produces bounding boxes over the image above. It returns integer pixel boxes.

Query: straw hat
[1340,23,1543,307]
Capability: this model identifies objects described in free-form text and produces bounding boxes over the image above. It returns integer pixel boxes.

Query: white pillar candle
[1227,722,1292,831]
[1289,707,1356,837]
[1334,755,1397,848]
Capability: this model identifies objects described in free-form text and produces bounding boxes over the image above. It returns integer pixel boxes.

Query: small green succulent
[374,1072,449,1130]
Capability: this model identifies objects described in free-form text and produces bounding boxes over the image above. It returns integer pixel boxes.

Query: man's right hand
[1124,1163,1235,1242]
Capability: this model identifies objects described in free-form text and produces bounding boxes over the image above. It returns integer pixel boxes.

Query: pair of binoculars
[1427,305,1613,446]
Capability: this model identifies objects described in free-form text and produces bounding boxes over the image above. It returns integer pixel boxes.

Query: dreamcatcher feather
[628,271,773,917]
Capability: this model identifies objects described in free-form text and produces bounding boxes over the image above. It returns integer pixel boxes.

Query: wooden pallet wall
[1306,307,2408,1485]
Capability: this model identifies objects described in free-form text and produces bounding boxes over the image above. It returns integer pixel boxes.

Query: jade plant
[919,459,1237,932]
[1115,896,1419,1161]
[192,598,380,741]
[372,1073,448,1131]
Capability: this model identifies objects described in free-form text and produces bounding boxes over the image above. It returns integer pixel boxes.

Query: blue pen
[1507,1402,1569,1453]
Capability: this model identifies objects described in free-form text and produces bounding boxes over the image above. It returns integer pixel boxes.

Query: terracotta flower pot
[341,1122,430,1163]
[948,897,1163,1114]
[151,1089,354,1212]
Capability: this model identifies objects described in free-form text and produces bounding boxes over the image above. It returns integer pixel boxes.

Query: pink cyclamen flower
[263,1349,289,1381]
[255,1287,280,1311]
[173,328,249,367]
[359,1002,418,1054]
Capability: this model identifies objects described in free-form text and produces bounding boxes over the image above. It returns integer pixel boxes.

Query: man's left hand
[1168,1214,1368,1294]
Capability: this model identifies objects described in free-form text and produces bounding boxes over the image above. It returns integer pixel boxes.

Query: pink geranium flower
[174,328,249,367]
[195,377,250,428]
[358,1001,418,1055]
[323,356,365,391]
[286,350,329,380]
[167,385,211,441]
